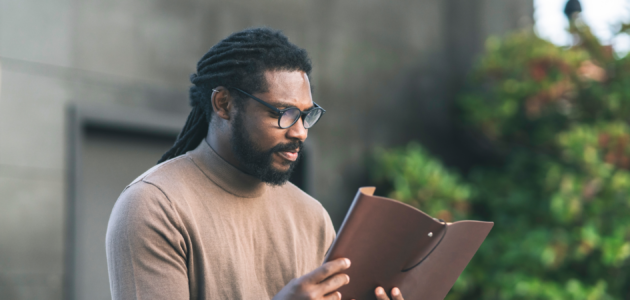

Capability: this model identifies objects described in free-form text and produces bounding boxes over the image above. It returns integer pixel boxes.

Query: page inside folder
[324,187,493,300]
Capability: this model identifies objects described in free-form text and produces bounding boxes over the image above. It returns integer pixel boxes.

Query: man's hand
[272,258,351,300]
[374,286,404,300]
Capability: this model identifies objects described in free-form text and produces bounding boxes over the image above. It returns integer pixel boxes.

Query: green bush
[371,22,630,299]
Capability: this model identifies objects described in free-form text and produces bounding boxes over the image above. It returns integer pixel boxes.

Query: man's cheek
[252,130,278,149]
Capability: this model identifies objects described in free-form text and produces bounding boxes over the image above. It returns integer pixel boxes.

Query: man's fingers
[323,291,342,300]
[374,287,404,300]
[318,273,350,295]
[375,287,389,300]
[307,258,351,283]
[391,287,404,300]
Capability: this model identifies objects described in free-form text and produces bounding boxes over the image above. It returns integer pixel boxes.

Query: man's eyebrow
[268,100,314,111]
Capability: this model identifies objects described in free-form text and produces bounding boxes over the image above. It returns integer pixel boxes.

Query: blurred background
[1,0,629,299]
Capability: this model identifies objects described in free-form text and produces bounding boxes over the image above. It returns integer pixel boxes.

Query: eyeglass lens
[303,109,322,128]
[279,108,323,129]
[280,108,301,128]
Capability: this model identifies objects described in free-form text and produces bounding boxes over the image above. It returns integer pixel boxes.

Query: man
[106,27,404,300]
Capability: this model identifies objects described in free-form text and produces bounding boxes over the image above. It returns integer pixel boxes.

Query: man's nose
[286,117,308,142]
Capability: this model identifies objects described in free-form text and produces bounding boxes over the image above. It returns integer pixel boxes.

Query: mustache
[269,140,303,153]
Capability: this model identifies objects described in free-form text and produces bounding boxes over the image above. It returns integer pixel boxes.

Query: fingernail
[344,258,351,267]
[392,288,400,296]
[346,274,350,283]
[376,287,384,295]
[336,292,342,299]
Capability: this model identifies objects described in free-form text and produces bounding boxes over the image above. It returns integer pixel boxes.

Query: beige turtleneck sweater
[105,139,336,300]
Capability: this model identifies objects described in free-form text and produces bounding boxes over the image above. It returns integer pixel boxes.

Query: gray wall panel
[0,0,534,298]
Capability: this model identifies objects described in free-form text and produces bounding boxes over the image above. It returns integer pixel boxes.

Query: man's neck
[206,128,243,171]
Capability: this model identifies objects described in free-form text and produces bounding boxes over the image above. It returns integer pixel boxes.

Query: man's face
[230,70,313,185]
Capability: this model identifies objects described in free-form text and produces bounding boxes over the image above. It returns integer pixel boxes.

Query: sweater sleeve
[322,204,337,257]
[106,181,189,300]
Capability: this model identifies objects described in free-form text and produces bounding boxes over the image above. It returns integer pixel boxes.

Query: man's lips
[276,150,299,162]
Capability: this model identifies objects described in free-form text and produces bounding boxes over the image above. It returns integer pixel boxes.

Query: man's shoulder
[108,170,186,251]
[126,154,199,192]
[113,156,198,223]
[113,154,205,213]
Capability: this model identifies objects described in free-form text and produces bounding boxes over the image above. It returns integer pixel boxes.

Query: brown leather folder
[324,187,493,300]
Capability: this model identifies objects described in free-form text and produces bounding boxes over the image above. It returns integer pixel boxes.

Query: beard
[230,109,302,186]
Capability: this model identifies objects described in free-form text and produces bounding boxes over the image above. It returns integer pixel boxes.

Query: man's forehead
[260,70,313,108]
[264,70,311,91]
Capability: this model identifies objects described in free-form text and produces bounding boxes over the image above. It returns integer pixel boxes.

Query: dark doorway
[65,105,183,300]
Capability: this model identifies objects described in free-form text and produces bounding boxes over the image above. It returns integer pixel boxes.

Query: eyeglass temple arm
[231,87,280,112]
[312,102,325,112]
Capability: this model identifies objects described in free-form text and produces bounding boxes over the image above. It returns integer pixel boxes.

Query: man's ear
[211,86,233,120]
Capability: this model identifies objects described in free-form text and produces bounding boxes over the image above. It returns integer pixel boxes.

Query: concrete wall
[0,0,532,299]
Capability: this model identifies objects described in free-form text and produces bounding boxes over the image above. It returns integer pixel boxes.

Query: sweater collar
[188,139,267,198]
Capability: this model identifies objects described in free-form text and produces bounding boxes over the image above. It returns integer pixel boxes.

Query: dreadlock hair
[158,27,312,164]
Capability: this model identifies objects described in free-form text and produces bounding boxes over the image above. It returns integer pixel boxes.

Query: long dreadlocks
[158,27,312,164]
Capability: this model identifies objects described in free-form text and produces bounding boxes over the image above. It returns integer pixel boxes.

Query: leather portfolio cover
[324,187,493,300]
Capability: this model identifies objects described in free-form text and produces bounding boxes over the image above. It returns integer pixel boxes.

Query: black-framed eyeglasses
[229,87,326,129]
